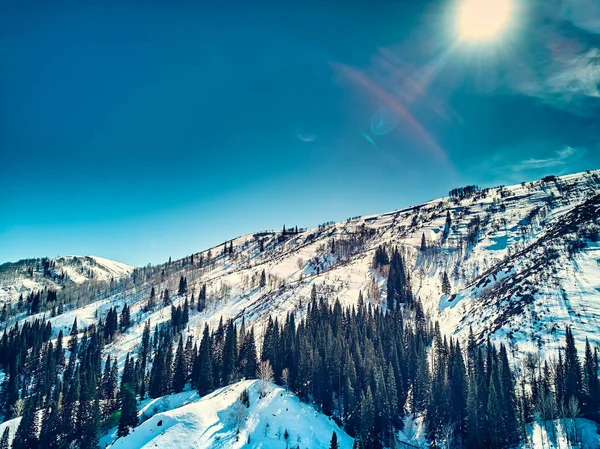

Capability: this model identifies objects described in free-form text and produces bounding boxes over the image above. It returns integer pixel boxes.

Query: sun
[458,0,513,41]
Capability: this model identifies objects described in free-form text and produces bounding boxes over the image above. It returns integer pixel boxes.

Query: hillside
[106,380,352,449]
[1,169,599,449]
[0,255,134,305]
[37,170,599,365]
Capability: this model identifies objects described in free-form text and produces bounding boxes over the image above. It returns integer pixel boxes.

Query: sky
[1,0,600,267]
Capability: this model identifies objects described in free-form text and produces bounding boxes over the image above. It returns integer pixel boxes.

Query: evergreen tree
[117,354,138,437]
[80,397,100,449]
[564,326,582,405]
[149,341,166,398]
[259,270,266,288]
[486,380,503,449]
[221,321,238,385]
[173,336,187,393]
[178,276,187,295]
[147,286,156,310]
[330,431,339,449]
[583,338,599,418]
[386,247,411,310]
[441,272,451,295]
[196,325,213,395]
[0,428,9,449]
[197,284,207,312]
[13,395,39,449]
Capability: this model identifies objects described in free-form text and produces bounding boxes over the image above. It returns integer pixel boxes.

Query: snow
[4,170,596,377]
[2,170,600,448]
[0,416,21,447]
[107,380,353,449]
[0,255,134,305]
[521,418,599,449]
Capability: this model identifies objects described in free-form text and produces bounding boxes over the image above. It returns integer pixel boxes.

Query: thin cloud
[510,146,586,172]
[564,0,600,34]
[507,1,600,114]
[297,133,316,143]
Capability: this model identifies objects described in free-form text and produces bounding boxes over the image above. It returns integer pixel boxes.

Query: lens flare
[458,0,513,41]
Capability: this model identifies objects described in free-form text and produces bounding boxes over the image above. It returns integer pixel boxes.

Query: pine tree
[486,380,502,449]
[13,395,39,449]
[196,325,213,395]
[149,341,166,398]
[583,338,599,418]
[564,326,582,405]
[360,387,375,444]
[387,247,411,310]
[420,233,427,252]
[441,271,451,295]
[0,428,9,449]
[197,284,207,312]
[118,354,138,437]
[330,431,339,449]
[80,397,100,449]
[259,270,266,288]
[148,286,156,310]
[164,341,174,393]
[221,321,238,385]
[178,276,187,295]
[173,336,187,393]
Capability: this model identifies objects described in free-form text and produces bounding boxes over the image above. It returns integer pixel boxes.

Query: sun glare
[458,0,513,41]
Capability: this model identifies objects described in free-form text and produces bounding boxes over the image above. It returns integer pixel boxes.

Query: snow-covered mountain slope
[0,255,134,304]
[107,380,352,449]
[134,169,597,361]
[6,170,600,371]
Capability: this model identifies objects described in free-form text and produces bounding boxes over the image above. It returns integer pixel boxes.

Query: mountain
[0,255,134,305]
[8,170,598,366]
[1,169,599,449]
[73,170,598,365]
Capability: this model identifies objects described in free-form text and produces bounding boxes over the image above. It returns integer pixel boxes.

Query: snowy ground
[521,418,599,449]
[106,380,353,449]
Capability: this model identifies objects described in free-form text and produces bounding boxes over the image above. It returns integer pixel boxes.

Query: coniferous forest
[0,249,598,448]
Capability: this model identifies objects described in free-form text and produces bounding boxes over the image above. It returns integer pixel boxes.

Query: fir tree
[197,284,207,312]
[173,336,187,393]
[178,276,187,295]
[13,395,39,449]
[564,326,582,405]
[221,321,238,385]
[0,428,9,449]
[118,354,138,437]
[441,272,451,295]
[259,270,266,288]
[583,338,599,418]
[330,431,339,449]
[196,325,214,395]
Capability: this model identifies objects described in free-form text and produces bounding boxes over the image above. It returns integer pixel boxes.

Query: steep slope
[0,255,134,305]
[7,170,600,370]
[108,380,352,449]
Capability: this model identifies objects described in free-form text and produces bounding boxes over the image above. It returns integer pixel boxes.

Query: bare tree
[233,398,248,437]
[565,396,581,445]
[439,422,455,449]
[257,360,274,397]
[281,368,290,392]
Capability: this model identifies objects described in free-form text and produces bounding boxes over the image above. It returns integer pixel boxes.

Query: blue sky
[2,0,599,266]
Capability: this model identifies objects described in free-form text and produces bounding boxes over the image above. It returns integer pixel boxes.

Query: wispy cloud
[564,0,600,34]
[296,133,317,143]
[507,1,600,114]
[510,146,586,172]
